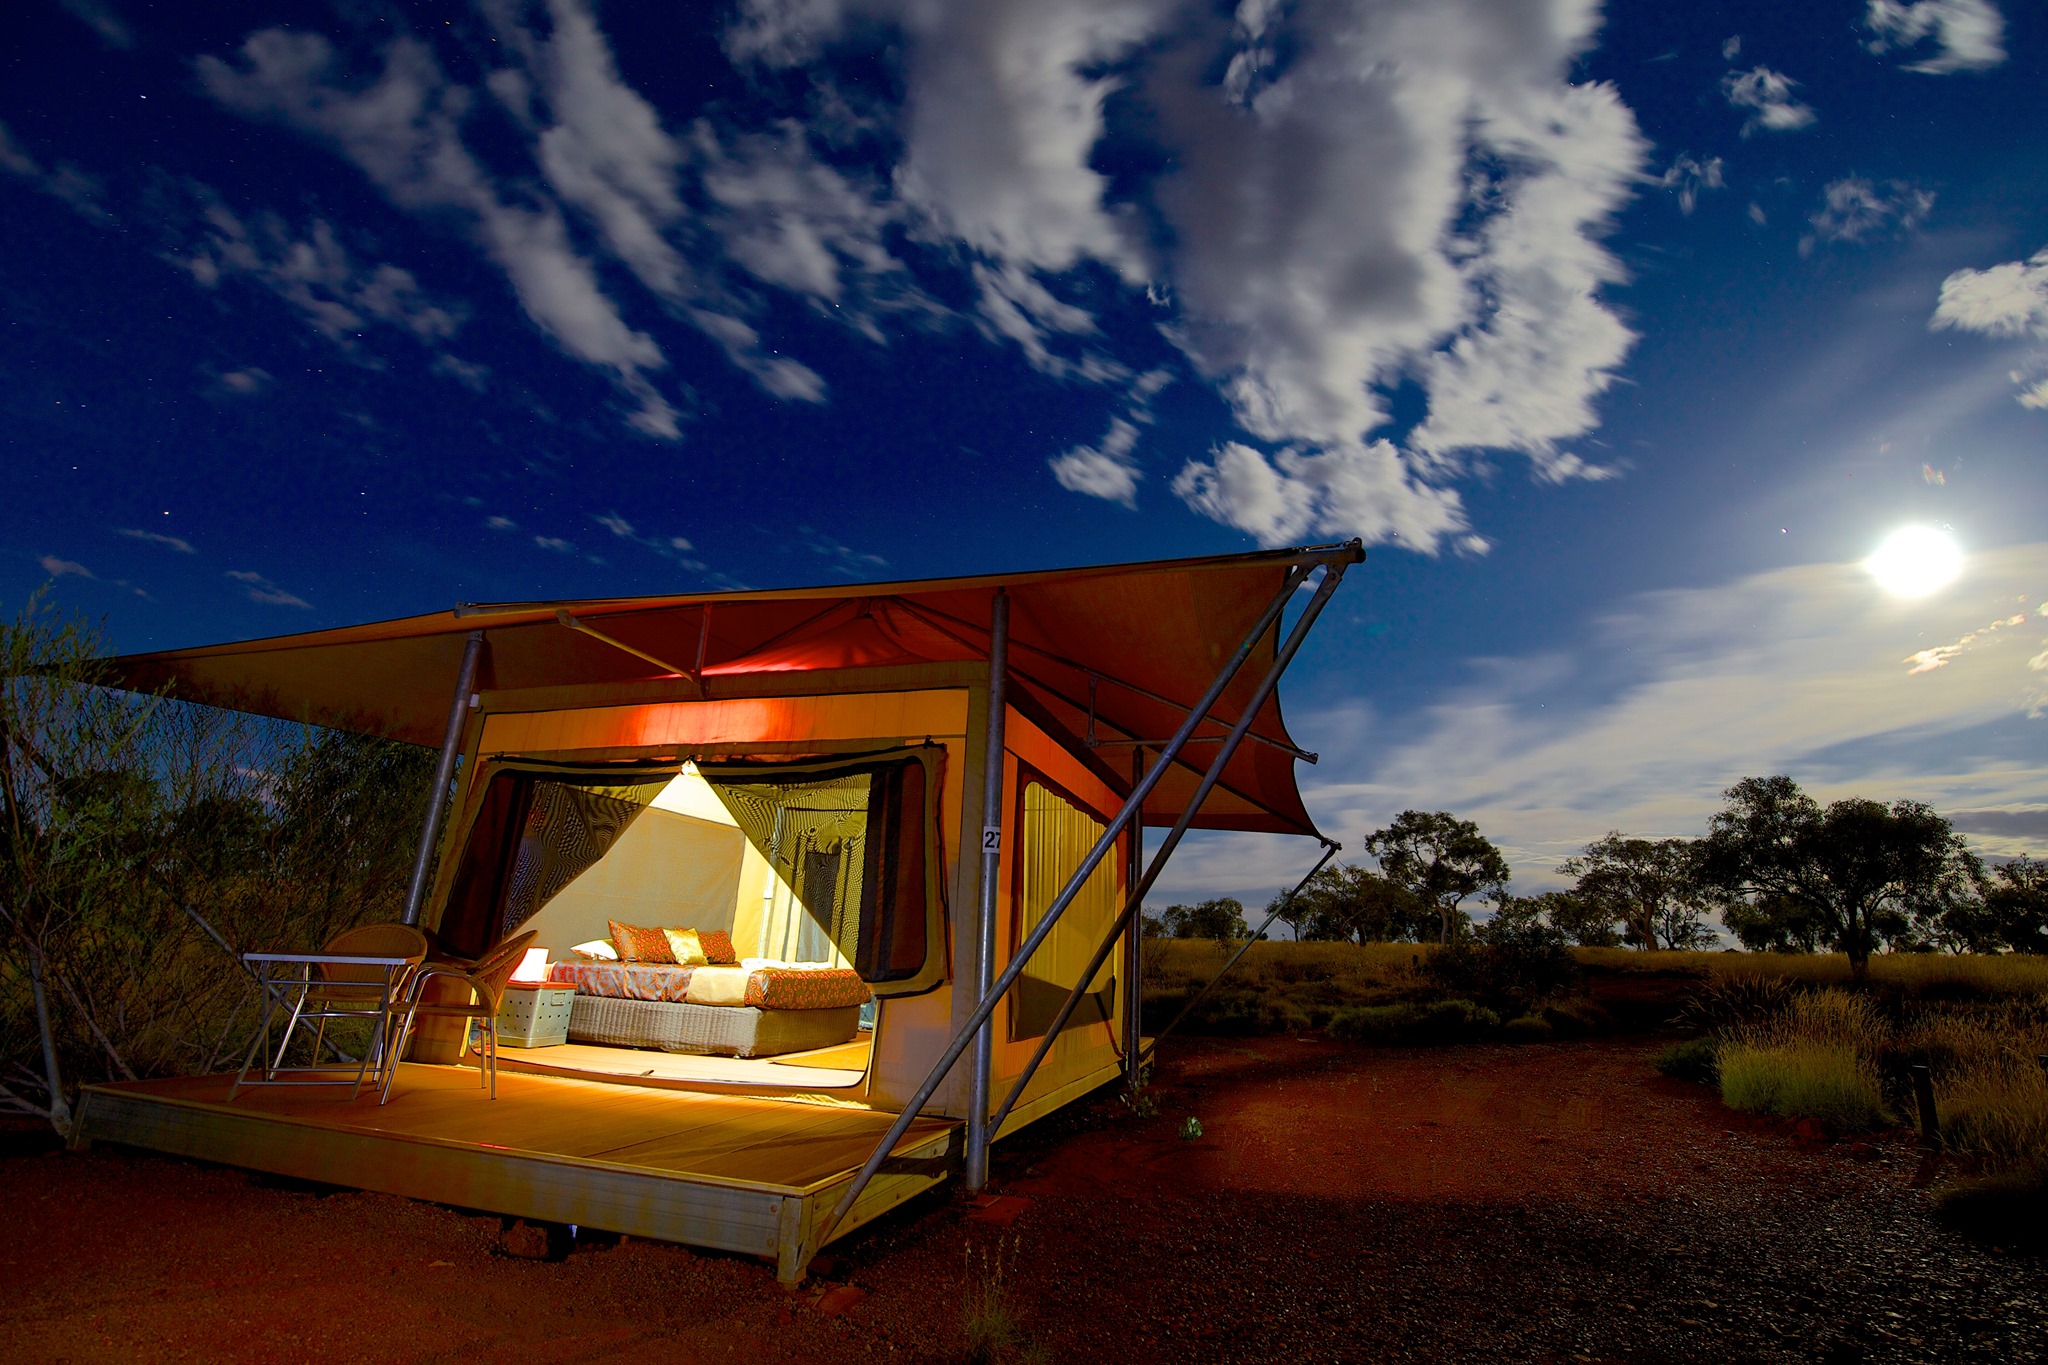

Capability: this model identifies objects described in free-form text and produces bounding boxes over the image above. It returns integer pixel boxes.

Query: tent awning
[103,543,1362,837]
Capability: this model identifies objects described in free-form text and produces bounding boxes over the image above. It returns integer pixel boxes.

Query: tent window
[1010,776,1120,1041]
[698,753,934,983]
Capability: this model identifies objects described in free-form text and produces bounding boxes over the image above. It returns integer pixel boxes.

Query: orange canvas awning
[104,543,1361,836]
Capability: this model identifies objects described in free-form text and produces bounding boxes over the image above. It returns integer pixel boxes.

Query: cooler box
[497,981,575,1048]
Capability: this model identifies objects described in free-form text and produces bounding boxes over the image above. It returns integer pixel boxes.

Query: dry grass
[1141,940,1438,1034]
[1578,948,2048,998]
[1715,990,1893,1131]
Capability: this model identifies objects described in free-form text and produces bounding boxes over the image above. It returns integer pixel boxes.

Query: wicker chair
[276,922,428,1098]
[382,930,539,1103]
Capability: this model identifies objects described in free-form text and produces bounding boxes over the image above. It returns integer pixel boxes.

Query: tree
[1693,775,1982,983]
[1,591,433,1134]
[1559,833,1714,951]
[1525,889,1622,948]
[1160,897,1251,940]
[1978,858,2048,953]
[1364,811,1511,945]
[1273,863,1432,944]
[1721,893,1831,953]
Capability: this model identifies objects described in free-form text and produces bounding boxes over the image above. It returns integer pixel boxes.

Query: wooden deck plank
[78,1065,966,1283]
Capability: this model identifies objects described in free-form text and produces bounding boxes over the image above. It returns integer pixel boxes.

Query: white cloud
[485,515,517,530]
[432,354,490,391]
[1721,35,1741,60]
[889,0,1161,281]
[172,197,463,348]
[727,0,1649,554]
[1050,417,1143,507]
[216,367,274,395]
[1154,0,1646,547]
[1722,66,1816,135]
[1931,247,2048,409]
[800,527,887,577]
[1655,154,1724,215]
[0,120,115,223]
[1931,248,2048,338]
[1802,176,1934,253]
[198,27,681,437]
[1865,0,2006,74]
[226,569,310,608]
[117,528,196,553]
[39,555,95,579]
[533,535,577,553]
[60,0,133,49]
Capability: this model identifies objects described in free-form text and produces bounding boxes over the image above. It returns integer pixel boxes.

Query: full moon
[1864,526,1963,598]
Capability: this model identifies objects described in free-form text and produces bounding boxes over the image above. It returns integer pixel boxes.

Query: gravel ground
[4,1035,2041,1363]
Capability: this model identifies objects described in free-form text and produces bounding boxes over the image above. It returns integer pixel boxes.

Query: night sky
[6,0,2045,900]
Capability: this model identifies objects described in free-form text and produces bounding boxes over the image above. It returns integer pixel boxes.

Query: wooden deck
[74,1063,958,1281]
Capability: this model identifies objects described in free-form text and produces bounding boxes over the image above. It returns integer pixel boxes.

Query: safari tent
[73,541,1361,1279]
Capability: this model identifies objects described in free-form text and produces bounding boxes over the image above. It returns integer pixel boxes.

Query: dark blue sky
[7,0,2045,895]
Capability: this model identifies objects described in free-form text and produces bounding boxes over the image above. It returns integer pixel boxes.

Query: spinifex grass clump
[1716,989,1891,1131]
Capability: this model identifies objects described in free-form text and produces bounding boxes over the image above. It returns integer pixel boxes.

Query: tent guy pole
[804,549,1347,1267]
[402,629,484,927]
[983,555,1354,1140]
[965,589,1008,1192]
[1123,748,1144,1086]
[1143,838,1339,1063]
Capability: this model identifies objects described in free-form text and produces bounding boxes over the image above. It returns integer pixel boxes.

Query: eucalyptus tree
[1364,811,1510,945]
[1559,833,1714,951]
[1694,776,1981,983]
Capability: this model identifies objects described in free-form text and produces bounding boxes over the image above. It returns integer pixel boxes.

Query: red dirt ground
[5,1036,2041,1363]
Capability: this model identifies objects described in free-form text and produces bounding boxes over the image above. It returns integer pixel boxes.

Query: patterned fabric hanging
[500,780,665,938]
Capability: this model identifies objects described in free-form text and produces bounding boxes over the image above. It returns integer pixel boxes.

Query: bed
[548,960,870,1058]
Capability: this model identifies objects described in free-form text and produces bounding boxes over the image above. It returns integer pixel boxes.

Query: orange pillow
[697,929,738,965]
[608,920,675,964]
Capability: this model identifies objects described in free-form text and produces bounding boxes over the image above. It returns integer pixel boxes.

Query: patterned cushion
[696,929,738,965]
[744,967,873,1011]
[662,927,710,967]
[608,920,676,964]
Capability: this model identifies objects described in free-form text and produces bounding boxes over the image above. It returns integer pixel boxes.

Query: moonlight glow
[1865,527,1963,598]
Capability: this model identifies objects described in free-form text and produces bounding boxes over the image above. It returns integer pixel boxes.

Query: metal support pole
[402,630,484,927]
[1122,748,1145,1085]
[804,554,1337,1264]
[965,590,1009,1192]
[1144,839,1338,1063]
[985,558,1353,1139]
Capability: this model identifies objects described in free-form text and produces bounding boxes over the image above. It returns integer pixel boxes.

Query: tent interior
[458,758,910,1091]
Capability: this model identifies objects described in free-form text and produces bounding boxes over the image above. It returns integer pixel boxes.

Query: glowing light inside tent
[1864,526,1962,598]
[510,947,552,984]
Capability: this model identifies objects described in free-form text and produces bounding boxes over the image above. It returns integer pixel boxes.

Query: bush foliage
[1,594,433,1130]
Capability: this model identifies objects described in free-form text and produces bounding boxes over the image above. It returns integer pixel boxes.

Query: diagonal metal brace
[983,559,1353,1140]
[1141,838,1340,1065]
[799,553,1348,1267]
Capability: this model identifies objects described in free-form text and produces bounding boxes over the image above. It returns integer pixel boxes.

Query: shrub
[1718,1042,1890,1131]
[1932,1166,2048,1250]
[1327,998,1499,1045]
[1655,1037,1719,1085]
[1715,989,1892,1131]
[1424,938,1576,1017]
[1541,997,1613,1037]
[1503,1015,1555,1043]
[1327,1002,1419,1043]
[1937,1056,2048,1165]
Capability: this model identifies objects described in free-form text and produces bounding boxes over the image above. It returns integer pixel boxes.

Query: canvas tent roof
[104,543,1361,836]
